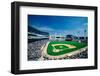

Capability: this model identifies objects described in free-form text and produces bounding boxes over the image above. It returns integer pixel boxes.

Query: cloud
[83,23,88,26]
[30,25,55,32]
[37,26,55,32]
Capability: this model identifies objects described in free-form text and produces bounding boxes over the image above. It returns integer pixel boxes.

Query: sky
[28,15,88,37]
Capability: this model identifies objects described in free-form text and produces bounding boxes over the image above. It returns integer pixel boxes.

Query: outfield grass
[47,41,87,56]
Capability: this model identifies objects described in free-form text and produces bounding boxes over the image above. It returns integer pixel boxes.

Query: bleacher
[28,26,49,60]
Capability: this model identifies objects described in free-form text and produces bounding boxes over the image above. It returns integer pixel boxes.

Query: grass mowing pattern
[47,41,87,56]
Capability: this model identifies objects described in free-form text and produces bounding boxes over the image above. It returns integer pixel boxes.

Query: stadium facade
[28,26,49,43]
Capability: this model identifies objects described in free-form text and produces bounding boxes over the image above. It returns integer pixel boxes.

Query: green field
[47,41,87,56]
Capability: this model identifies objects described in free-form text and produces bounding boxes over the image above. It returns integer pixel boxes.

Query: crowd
[43,49,88,60]
[28,39,48,61]
[68,49,88,59]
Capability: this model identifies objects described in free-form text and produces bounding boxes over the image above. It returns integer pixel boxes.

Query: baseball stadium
[28,15,88,61]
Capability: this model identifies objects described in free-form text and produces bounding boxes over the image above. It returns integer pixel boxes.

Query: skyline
[28,15,88,37]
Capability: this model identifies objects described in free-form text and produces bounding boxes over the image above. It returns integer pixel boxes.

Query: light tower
[78,31,80,43]
[84,29,87,41]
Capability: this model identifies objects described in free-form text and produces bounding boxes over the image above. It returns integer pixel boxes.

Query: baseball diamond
[42,41,87,59]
